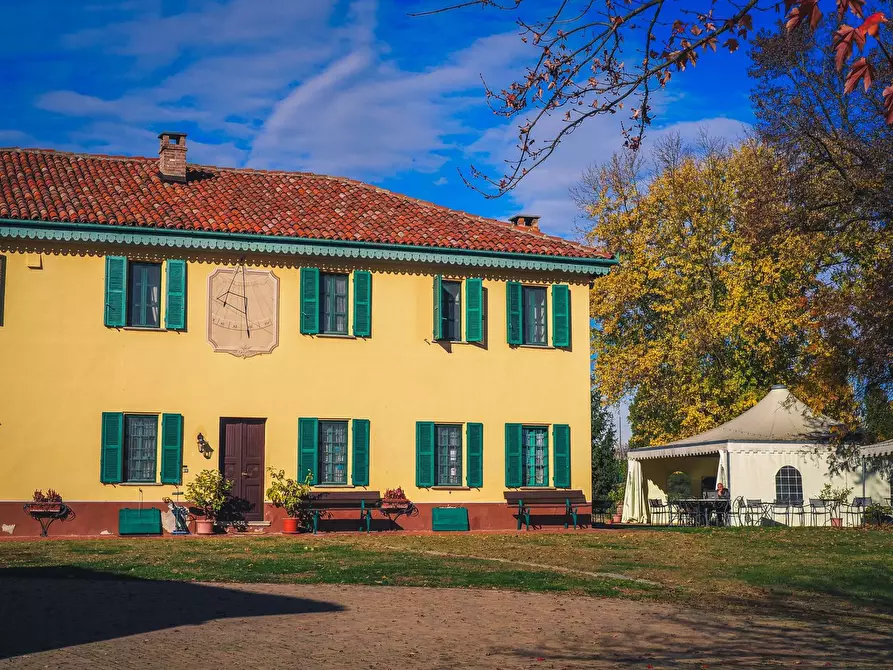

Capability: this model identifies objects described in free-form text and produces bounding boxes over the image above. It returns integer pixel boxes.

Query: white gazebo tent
[622,385,892,525]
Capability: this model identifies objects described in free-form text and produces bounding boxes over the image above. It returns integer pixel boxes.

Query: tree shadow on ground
[499,602,893,667]
[0,566,343,660]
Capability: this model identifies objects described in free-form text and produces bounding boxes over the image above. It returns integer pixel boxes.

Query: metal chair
[843,497,873,526]
[648,499,673,526]
[809,498,832,526]
[711,498,731,526]
[739,499,767,526]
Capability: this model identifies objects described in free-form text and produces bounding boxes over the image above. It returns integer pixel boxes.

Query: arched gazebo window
[775,466,803,504]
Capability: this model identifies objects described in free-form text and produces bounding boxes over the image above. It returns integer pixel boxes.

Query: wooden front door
[220,418,266,521]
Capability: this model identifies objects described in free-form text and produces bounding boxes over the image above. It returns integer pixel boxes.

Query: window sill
[115,482,165,487]
[515,343,553,349]
[314,484,356,489]
[122,326,166,332]
[519,486,558,490]
[432,486,472,491]
[313,333,356,339]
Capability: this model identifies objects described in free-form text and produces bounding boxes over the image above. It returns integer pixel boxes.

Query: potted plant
[819,484,852,528]
[383,487,410,507]
[609,483,625,523]
[862,502,893,527]
[185,469,232,534]
[266,468,313,533]
[27,489,65,514]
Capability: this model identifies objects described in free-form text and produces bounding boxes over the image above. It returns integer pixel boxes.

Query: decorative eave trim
[0,219,616,276]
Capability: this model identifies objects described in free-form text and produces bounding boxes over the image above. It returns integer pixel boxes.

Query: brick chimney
[158,131,187,183]
[509,214,541,231]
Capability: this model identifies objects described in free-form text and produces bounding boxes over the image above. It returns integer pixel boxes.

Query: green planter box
[432,506,469,532]
[119,508,162,535]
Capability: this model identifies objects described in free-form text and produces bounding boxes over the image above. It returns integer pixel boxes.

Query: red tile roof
[0,148,612,260]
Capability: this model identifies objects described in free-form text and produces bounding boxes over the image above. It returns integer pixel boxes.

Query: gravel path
[1,578,890,668]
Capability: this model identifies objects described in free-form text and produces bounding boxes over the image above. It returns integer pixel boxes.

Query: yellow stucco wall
[0,244,593,504]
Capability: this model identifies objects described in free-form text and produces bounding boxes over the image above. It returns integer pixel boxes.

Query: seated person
[716,482,729,498]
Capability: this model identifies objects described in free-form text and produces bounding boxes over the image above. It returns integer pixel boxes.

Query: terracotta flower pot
[612,514,623,523]
[195,519,215,535]
[282,517,300,534]
[831,517,843,528]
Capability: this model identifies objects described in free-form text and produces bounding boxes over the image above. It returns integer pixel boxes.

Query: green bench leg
[524,510,531,530]
[517,501,523,531]
[313,511,319,535]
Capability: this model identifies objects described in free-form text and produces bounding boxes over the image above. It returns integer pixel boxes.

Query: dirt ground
[1,578,890,669]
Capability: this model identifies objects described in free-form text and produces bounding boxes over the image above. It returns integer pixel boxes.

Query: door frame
[218,417,267,522]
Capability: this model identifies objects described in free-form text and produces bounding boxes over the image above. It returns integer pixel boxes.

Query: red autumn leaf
[832,24,866,71]
[837,0,866,21]
[723,37,739,53]
[844,57,875,93]
[857,12,888,38]
[883,84,893,124]
[786,1,823,31]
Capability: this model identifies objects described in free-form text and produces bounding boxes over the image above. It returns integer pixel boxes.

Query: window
[320,273,348,334]
[124,414,158,482]
[521,426,548,486]
[775,466,803,504]
[435,424,462,485]
[128,262,161,328]
[440,280,462,341]
[522,286,547,345]
[319,420,348,484]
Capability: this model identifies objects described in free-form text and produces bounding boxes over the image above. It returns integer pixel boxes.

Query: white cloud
[467,110,751,237]
[433,176,448,186]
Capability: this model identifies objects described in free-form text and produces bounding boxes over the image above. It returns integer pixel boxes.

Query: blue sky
[2,0,768,440]
[1,0,760,236]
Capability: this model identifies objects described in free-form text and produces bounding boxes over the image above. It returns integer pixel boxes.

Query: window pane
[436,424,462,485]
[775,466,803,504]
[128,262,161,328]
[124,415,157,482]
[521,426,547,486]
[441,281,461,341]
[320,273,348,334]
[319,421,348,484]
[522,287,546,345]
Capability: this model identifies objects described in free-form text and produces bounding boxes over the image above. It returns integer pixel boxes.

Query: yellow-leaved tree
[579,136,857,449]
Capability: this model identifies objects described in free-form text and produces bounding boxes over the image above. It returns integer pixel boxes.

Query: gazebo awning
[861,439,893,458]
[629,442,724,460]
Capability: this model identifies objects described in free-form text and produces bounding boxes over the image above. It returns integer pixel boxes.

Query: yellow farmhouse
[0,133,614,535]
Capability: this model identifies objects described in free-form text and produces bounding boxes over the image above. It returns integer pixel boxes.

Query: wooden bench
[308,491,382,534]
[504,490,588,530]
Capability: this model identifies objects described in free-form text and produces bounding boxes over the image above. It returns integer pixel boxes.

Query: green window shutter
[506,281,522,345]
[505,423,522,487]
[298,418,319,484]
[100,412,124,483]
[432,275,443,340]
[466,422,484,488]
[552,284,570,347]
[416,421,435,487]
[0,254,6,327]
[352,418,371,486]
[465,278,483,343]
[164,259,187,330]
[300,268,320,334]
[104,256,128,327]
[353,270,372,337]
[160,413,184,484]
[553,424,571,488]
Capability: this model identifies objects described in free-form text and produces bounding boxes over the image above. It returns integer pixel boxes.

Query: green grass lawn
[2,527,892,626]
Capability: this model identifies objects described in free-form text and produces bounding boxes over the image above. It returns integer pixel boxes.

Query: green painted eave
[0,218,617,276]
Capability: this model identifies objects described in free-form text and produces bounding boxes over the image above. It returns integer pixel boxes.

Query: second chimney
[509,214,541,231]
[158,131,187,183]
